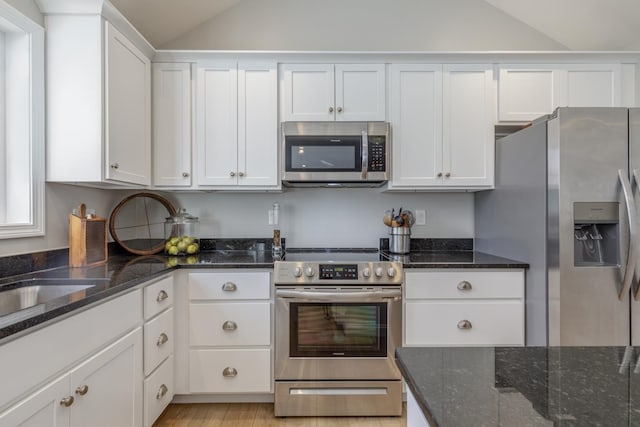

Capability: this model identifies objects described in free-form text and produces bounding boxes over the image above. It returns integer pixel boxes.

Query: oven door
[274,288,402,381]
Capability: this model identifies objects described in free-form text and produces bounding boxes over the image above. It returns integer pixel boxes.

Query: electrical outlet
[415,210,426,225]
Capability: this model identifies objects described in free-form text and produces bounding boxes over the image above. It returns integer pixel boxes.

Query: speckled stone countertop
[396,346,640,427]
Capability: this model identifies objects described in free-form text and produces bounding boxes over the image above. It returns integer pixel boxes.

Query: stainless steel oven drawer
[274,380,402,417]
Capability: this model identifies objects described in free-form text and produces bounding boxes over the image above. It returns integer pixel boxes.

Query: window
[0,2,44,238]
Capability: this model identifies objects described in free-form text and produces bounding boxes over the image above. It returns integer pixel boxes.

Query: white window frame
[0,1,44,239]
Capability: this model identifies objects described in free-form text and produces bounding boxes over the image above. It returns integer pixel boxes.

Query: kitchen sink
[0,278,110,323]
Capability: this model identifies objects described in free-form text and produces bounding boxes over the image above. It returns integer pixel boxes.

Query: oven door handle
[275,289,401,301]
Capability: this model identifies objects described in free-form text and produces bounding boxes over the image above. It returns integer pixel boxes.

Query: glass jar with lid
[164,208,200,256]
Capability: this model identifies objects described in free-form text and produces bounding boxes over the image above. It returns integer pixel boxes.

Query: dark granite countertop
[396,346,640,427]
[386,250,528,268]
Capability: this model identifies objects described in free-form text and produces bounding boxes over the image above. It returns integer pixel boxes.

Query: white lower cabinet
[0,327,142,427]
[184,270,272,395]
[407,387,431,427]
[141,275,175,427]
[404,270,525,346]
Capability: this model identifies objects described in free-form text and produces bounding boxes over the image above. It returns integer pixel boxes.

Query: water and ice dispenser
[573,202,619,266]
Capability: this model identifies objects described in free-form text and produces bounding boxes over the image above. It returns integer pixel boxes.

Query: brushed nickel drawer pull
[457,281,472,291]
[222,367,238,377]
[156,290,169,302]
[457,320,472,330]
[75,385,89,396]
[60,396,74,407]
[156,384,168,400]
[222,282,237,292]
[222,320,238,331]
[157,333,169,346]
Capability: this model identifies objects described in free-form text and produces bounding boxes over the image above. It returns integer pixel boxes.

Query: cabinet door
[561,64,621,108]
[237,62,278,186]
[335,64,386,121]
[105,22,151,185]
[281,64,335,121]
[498,65,558,122]
[196,62,238,186]
[389,64,443,187]
[0,375,69,427]
[69,328,142,427]
[152,63,192,187]
[442,64,494,187]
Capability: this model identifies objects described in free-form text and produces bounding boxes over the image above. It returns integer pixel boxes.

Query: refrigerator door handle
[631,169,640,300]
[619,170,638,300]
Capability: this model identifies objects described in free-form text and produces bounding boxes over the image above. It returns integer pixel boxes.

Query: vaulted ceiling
[109,0,640,50]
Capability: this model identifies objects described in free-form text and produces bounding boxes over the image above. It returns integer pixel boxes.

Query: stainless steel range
[273,250,403,417]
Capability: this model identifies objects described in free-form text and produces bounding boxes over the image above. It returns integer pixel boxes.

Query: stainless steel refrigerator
[476,107,640,346]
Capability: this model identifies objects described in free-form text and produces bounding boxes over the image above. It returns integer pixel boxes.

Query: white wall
[162,0,567,50]
[169,189,474,249]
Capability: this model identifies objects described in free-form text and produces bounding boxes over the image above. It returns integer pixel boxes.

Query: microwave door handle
[361,131,368,180]
[619,170,638,301]
[632,169,640,300]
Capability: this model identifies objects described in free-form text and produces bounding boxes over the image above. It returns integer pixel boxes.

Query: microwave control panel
[368,136,386,172]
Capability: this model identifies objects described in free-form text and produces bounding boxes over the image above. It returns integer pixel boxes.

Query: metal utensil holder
[389,227,411,254]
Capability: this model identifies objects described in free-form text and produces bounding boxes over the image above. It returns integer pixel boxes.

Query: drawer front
[144,307,174,375]
[189,349,271,393]
[189,272,271,300]
[405,301,524,346]
[190,302,271,347]
[144,275,174,320]
[405,271,524,299]
[144,355,174,427]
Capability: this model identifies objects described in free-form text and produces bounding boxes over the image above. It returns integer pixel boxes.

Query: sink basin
[0,278,110,319]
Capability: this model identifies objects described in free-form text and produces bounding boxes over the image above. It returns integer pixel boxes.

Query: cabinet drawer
[144,275,173,320]
[144,307,174,376]
[190,302,270,347]
[189,349,271,393]
[144,355,174,427]
[405,301,524,346]
[189,272,270,300]
[405,271,524,299]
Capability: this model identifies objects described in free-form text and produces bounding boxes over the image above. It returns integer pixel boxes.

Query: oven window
[285,136,361,171]
[290,302,387,357]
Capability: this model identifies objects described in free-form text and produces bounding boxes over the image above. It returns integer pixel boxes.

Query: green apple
[167,245,179,256]
[169,237,180,245]
[177,241,188,252]
[186,243,198,254]
[182,236,194,245]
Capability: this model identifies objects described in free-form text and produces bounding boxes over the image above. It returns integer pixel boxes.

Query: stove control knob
[387,267,397,278]
[294,266,303,278]
[305,266,315,277]
[362,267,371,278]
[375,267,384,278]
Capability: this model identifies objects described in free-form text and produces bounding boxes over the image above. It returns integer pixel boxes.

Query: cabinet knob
[182,172,189,178]
[230,171,236,177]
[110,163,119,169]
[156,290,169,302]
[222,282,237,292]
[457,320,473,330]
[238,172,245,177]
[329,106,334,113]
[337,106,343,113]
[156,332,169,346]
[445,172,451,178]
[437,172,443,177]
[60,396,74,407]
[457,281,472,291]
[156,384,169,400]
[75,385,89,396]
[222,367,238,377]
[222,320,238,331]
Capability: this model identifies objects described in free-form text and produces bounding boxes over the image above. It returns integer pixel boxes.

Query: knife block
[69,213,108,267]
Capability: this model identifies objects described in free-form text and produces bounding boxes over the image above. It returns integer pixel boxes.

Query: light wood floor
[153,403,407,427]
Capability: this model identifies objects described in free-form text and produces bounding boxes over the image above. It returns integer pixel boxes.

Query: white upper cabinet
[498,63,622,121]
[152,63,192,187]
[44,13,151,187]
[196,61,278,188]
[388,64,494,190]
[281,63,386,122]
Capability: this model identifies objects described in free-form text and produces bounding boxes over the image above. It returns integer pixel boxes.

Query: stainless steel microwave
[281,121,390,187]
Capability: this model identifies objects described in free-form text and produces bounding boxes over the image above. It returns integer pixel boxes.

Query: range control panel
[319,264,358,280]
